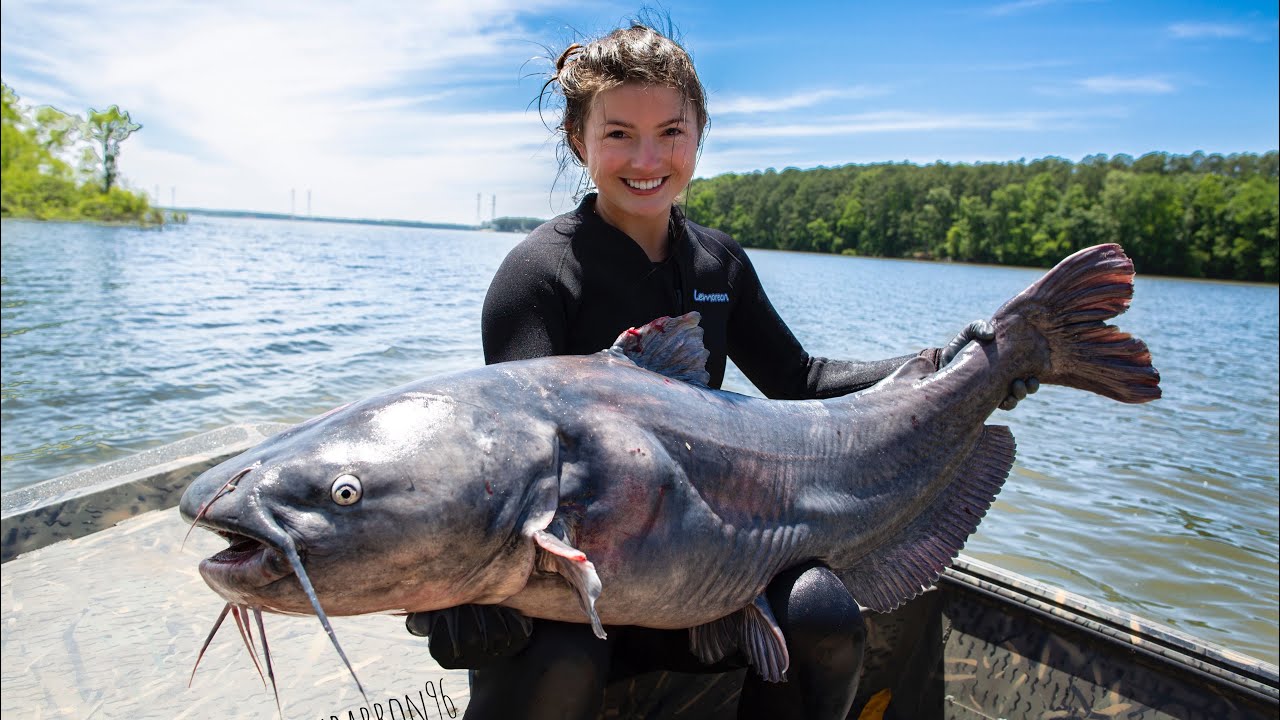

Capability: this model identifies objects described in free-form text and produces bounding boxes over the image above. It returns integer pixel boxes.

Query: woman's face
[572,83,699,225]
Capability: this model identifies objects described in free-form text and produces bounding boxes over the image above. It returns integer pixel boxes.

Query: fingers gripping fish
[179,244,1160,705]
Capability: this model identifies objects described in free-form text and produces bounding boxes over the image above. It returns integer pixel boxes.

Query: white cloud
[3,1,1271,221]
[1,0,581,222]
[1077,75,1175,95]
[710,110,1082,140]
[986,0,1060,17]
[1167,22,1269,40]
[693,144,807,178]
[712,87,889,115]
[983,0,1103,18]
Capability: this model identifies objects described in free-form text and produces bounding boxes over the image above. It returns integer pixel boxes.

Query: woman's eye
[606,130,627,139]
[664,127,684,136]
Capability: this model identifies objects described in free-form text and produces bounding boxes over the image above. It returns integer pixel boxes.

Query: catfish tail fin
[994,243,1160,403]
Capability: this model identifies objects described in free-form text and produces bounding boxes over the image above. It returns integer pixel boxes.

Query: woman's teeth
[625,177,664,191]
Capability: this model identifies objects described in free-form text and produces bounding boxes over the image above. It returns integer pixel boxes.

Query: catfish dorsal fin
[607,312,711,386]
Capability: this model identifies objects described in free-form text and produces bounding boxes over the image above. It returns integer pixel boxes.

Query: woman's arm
[723,244,924,400]
[481,240,570,364]
[722,244,1034,406]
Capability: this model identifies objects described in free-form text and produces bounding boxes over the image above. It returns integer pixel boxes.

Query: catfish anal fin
[840,425,1015,613]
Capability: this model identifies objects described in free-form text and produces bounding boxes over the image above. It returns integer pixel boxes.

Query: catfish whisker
[282,543,371,707]
[254,607,282,717]
[231,604,268,690]
[189,602,232,688]
[182,466,254,550]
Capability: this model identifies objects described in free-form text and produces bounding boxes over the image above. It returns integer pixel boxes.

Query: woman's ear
[568,127,586,163]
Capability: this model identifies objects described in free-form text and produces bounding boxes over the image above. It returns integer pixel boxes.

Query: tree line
[2,81,181,225]
[485,216,545,233]
[684,152,1278,282]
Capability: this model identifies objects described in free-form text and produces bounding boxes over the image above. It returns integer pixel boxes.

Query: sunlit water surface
[2,216,1276,665]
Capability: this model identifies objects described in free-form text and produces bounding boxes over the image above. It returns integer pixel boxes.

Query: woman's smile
[572,83,699,256]
[624,176,667,192]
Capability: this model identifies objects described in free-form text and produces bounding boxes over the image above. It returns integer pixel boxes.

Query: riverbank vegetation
[484,216,545,233]
[685,152,1278,282]
[1,82,183,226]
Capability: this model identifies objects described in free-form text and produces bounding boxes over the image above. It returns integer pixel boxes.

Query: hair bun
[555,43,585,74]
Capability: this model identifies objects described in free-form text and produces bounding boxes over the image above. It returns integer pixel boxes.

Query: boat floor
[1,507,471,719]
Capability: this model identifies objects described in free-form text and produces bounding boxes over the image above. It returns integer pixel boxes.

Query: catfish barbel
[179,243,1160,705]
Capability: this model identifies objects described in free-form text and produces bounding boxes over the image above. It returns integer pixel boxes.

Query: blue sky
[2,0,1276,224]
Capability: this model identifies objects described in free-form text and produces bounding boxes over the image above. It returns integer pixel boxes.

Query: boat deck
[2,505,469,719]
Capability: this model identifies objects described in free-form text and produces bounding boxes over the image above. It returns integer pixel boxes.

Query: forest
[684,151,1278,282]
[1,82,178,225]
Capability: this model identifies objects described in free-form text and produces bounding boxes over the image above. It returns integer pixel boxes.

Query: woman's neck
[594,196,671,262]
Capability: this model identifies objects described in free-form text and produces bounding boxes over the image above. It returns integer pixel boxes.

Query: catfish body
[180,244,1159,679]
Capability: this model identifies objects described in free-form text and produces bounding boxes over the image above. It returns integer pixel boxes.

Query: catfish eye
[331,474,363,506]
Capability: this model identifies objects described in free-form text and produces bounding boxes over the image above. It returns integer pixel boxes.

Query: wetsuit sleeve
[724,245,933,400]
[481,241,569,364]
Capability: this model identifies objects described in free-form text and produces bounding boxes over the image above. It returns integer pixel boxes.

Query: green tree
[913,185,955,259]
[1224,176,1279,282]
[945,195,995,262]
[1184,174,1229,278]
[2,81,172,225]
[1100,172,1186,276]
[676,150,1276,281]
[83,105,141,193]
[1055,183,1107,254]
[2,82,80,217]
[834,192,866,254]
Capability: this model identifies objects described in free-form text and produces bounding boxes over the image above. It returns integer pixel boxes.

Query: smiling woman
[550,28,707,258]
[570,83,699,258]
[398,17,1038,720]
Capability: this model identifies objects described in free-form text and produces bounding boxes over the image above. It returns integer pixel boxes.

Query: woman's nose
[632,136,662,171]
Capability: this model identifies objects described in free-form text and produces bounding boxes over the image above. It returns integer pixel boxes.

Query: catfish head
[179,374,562,618]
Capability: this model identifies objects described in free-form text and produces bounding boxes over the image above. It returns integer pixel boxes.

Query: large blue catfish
[180,244,1159,698]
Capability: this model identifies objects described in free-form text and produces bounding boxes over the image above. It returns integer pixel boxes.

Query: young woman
[407,21,1034,720]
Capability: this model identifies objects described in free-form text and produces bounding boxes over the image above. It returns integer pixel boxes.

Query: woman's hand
[941,320,1040,411]
[406,605,534,668]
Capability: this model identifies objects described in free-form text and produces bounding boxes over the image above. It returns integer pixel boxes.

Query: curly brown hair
[540,22,709,170]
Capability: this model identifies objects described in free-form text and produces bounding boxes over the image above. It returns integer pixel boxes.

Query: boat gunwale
[942,556,1279,703]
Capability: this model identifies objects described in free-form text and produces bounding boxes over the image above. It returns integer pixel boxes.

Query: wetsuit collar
[576,193,688,264]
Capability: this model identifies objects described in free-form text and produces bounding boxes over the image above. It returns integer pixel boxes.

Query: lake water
[2,215,1277,666]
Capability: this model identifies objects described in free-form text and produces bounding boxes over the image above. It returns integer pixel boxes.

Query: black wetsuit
[428,194,935,720]
[481,194,922,394]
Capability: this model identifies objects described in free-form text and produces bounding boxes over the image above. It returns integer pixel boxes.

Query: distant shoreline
[166,206,481,232]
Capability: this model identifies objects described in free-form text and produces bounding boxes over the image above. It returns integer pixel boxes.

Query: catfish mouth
[199,530,294,591]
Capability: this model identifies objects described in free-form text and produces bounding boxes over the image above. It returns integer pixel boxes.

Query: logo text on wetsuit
[693,290,730,303]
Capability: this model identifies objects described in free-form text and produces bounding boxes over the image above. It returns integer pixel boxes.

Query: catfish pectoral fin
[743,595,791,682]
[532,529,605,639]
[689,595,791,683]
